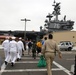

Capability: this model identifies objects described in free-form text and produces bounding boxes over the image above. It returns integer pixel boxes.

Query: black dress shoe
[11,62,14,67]
[22,53,24,56]
[17,58,19,61]
[5,61,7,65]
[34,57,36,59]
[19,58,21,60]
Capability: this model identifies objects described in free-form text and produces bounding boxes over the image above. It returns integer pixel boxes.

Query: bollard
[74,55,76,75]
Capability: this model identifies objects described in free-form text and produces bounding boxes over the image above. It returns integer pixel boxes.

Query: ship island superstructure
[40,0,74,32]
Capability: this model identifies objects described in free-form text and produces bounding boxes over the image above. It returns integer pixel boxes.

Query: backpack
[36,42,42,48]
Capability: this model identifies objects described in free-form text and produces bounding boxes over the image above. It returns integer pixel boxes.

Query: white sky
[0,0,76,31]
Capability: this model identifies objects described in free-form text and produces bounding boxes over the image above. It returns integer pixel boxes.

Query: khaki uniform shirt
[42,39,61,55]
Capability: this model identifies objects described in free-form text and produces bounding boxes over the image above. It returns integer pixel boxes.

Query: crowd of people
[2,36,43,66]
[2,37,25,66]
[2,34,62,75]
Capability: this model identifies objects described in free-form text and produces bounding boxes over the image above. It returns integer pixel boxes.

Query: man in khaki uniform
[41,34,62,75]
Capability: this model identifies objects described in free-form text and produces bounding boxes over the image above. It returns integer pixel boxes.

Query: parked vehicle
[72,46,76,51]
[58,41,74,51]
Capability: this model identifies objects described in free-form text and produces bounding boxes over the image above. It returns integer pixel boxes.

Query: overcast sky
[0,0,76,31]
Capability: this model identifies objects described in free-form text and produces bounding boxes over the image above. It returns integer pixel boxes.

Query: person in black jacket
[28,40,32,55]
[32,40,37,59]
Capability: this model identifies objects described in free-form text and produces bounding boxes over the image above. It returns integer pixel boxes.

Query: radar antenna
[52,0,56,6]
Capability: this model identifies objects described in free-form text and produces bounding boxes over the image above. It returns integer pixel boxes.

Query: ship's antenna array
[52,0,56,6]
[52,0,61,21]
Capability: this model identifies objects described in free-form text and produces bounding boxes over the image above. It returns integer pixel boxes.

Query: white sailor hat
[11,37,16,39]
[5,36,9,39]
[19,37,22,39]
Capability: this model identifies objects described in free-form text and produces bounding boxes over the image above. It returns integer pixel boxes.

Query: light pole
[21,18,31,40]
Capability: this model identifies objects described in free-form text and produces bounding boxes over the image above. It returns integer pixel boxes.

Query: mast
[52,0,61,21]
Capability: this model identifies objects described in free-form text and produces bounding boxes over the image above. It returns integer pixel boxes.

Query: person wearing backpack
[42,37,47,45]
[36,40,42,54]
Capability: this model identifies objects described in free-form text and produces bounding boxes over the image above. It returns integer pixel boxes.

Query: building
[0,30,46,44]
[44,31,76,45]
